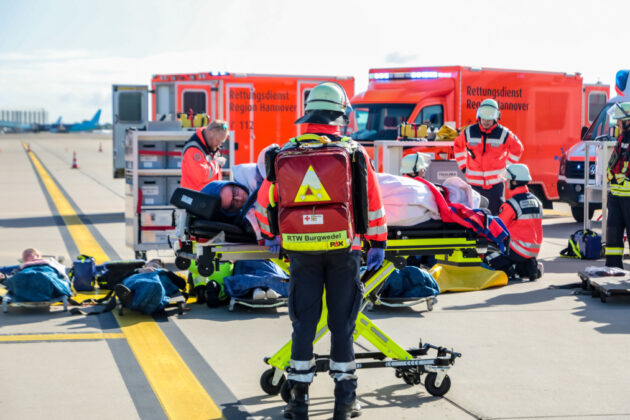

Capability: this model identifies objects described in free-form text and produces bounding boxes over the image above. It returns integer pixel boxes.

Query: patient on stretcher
[113,259,187,315]
[1,248,72,303]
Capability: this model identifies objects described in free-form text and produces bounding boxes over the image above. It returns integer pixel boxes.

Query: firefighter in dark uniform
[256,82,387,419]
[605,102,630,267]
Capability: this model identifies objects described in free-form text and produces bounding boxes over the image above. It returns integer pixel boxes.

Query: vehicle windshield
[349,104,415,141]
[583,103,616,140]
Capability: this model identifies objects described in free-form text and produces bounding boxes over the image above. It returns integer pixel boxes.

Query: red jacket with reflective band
[180,128,222,191]
[255,129,387,250]
[453,122,524,189]
[498,186,543,258]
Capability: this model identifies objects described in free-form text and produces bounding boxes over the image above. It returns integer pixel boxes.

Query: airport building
[0,108,48,124]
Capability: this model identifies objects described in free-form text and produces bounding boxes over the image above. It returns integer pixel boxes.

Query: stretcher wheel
[424,372,451,397]
[280,380,291,403]
[600,294,607,303]
[175,257,190,270]
[260,368,286,395]
[197,263,214,277]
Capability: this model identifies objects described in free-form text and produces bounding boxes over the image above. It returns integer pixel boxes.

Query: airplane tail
[91,109,101,124]
[55,116,62,125]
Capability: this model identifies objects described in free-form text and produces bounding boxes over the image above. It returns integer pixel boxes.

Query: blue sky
[0,0,628,124]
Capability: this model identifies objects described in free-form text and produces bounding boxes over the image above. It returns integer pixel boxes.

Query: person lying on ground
[113,259,187,315]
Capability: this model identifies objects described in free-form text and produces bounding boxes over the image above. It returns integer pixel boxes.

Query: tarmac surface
[1,132,630,420]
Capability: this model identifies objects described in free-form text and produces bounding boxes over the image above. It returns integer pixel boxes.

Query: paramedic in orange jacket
[180,120,229,191]
[454,98,524,215]
[256,82,387,420]
[180,120,229,303]
[487,163,543,281]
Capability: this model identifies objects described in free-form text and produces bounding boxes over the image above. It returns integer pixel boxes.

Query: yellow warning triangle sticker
[294,165,331,202]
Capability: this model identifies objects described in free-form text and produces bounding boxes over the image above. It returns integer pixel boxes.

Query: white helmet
[477,98,500,121]
[505,163,532,182]
[400,152,431,175]
[609,102,630,121]
[256,144,279,178]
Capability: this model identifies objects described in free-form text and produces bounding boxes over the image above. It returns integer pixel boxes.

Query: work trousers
[473,183,504,215]
[605,194,630,268]
[287,250,363,404]
[487,248,539,280]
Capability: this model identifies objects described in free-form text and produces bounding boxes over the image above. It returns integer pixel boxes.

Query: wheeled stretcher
[168,188,495,398]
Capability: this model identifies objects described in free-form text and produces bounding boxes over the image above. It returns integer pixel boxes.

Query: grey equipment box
[138,140,166,169]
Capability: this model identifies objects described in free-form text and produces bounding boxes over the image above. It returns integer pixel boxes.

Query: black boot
[114,284,134,307]
[194,285,206,304]
[283,382,309,420]
[205,280,221,308]
[332,400,361,419]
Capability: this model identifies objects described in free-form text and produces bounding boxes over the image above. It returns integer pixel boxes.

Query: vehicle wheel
[424,372,451,397]
[280,379,291,403]
[260,368,285,395]
[175,256,190,270]
[571,206,595,223]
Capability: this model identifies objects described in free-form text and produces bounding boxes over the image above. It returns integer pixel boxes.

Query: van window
[118,92,142,122]
[414,105,444,128]
[183,91,207,114]
[588,92,607,124]
[349,104,414,141]
[303,89,311,113]
[583,103,614,140]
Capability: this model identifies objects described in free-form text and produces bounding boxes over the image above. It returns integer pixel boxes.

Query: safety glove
[265,236,282,253]
[366,247,385,271]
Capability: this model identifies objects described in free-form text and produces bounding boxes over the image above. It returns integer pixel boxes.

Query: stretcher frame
[172,235,486,398]
[2,294,68,313]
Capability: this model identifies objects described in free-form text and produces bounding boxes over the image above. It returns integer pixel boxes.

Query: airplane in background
[0,110,101,133]
[55,109,102,132]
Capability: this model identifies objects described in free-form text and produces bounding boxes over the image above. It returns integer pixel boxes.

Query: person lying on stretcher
[113,259,187,315]
[0,248,72,303]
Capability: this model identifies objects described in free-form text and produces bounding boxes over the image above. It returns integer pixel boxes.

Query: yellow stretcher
[167,188,505,399]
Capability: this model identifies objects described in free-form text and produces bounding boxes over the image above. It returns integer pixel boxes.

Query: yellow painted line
[114,312,224,420]
[0,333,125,342]
[24,143,224,419]
[23,142,109,264]
[543,209,570,217]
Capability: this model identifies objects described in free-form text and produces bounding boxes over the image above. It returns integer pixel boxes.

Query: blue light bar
[370,71,452,80]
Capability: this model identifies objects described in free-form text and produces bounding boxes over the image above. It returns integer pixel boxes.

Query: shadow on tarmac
[0,212,124,228]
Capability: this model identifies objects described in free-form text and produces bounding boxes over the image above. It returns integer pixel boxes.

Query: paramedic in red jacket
[256,82,387,420]
[454,98,524,215]
[180,120,229,191]
[487,163,543,281]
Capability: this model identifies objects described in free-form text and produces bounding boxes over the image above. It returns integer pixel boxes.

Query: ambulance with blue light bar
[349,66,608,212]
[558,69,630,222]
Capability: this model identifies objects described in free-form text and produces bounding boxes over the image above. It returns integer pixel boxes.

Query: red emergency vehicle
[348,66,608,208]
[150,72,354,165]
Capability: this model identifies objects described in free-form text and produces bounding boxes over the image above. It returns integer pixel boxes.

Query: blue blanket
[380,266,440,299]
[4,264,72,302]
[121,270,181,315]
[223,260,289,298]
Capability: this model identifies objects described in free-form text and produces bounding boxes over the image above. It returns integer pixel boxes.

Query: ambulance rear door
[225,82,255,164]
[112,85,148,178]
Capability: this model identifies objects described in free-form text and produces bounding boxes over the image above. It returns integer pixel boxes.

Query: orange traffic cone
[98,142,103,152]
[71,151,79,169]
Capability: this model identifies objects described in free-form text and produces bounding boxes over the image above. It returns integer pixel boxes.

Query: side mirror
[580,125,588,139]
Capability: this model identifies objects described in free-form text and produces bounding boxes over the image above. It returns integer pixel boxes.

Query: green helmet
[477,98,500,121]
[611,102,630,121]
[304,82,350,113]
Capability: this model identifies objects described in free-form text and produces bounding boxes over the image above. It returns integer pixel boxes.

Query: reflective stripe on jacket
[180,128,222,191]
[608,133,630,196]
[453,122,524,189]
[499,186,543,258]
